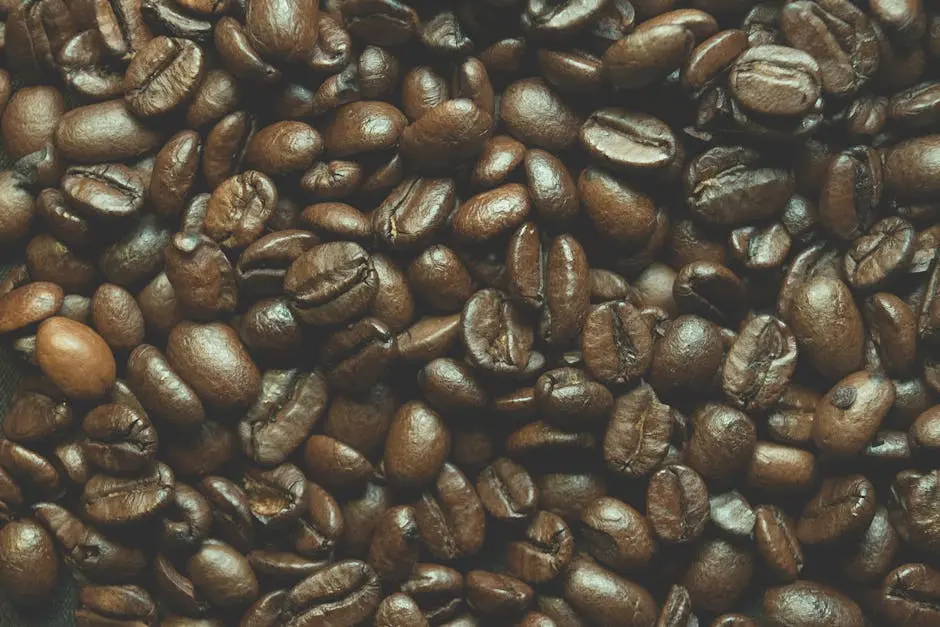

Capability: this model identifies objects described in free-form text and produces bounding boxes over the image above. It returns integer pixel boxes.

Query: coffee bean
[414,462,485,560]
[878,562,940,627]
[82,462,174,526]
[580,496,654,573]
[399,563,463,623]
[604,383,673,477]
[384,401,450,490]
[34,502,148,583]
[476,457,538,522]
[285,241,378,326]
[75,584,157,626]
[400,99,493,172]
[889,469,940,556]
[723,315,798,411]
[36,317,116,400]
[0,517,59,605]
[124,36,204,118]
[501,78,580,151]
[603,23,694,89]
[755,505,804,582]
[564,557,658,627]
[762,581,864,627]
[56,99,166,163]
[814,371,895,455]
[647,465,709,544]
[797,474,877,545]
[507,510,574,584]
[82,403,158,474]
[375,593,429,627]
[581,108,679,177]
[840,506,898,584]
[687,403,757,487]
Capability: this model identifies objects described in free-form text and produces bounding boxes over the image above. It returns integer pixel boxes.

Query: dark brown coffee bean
[797,474,877,545]
[564,557,658,627]
[681,538,755,614]
[580,108,679,177]
[239,370,327,467]
[82,403,157,475]
[755,505,804,583]
[685,145,794,227]
[284,241,378,326]
[647,465,709,544]
[762,581,864,627]
[0,517,59,605]
[75,584,157,626]
[56,99,166,163]
[723,315,797,411]
[781,0,879,97]
[687,404,756,487]
[581,300,653,387]
[304,435,374,493]
[159,482,212,552]
[375,593,430,627]
[819,146,883,241]
[124,36,204,118]
[384,400,450,490]
[579,166,658,248]
[372,178,455,252]
[814,371,895,455]
[500,78,580,151]
[476,457,538,522]
[461,289,535,376]
[603,23,694,89]
[888,469,940,556]
[747,441,817,494]
[126,344,204,430]
[399,563,463,624]
[788,277,864,380]
[2,378,72,445]
[580,496,654,574]
[877,562,940,627]
[507,510,574,584]
[34,501,147,583]
[840,506,898,584]
[82,462,174,526]
[415,462,485,560]
[650,315,724,399]
[604,383,673,478]
[400,99,493,172]
[0,281,63,334]
[368,505,419,583]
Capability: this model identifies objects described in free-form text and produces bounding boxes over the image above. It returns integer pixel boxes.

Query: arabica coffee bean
[762,581,864,627]
[563,557,658,627]
[36,317,116,400]
[648,465,710,544]
[788,277,864,380]
[0,518,58,605]
[814,371,895,455]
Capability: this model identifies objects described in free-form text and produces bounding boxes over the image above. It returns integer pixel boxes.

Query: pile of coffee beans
[0,0,938,625]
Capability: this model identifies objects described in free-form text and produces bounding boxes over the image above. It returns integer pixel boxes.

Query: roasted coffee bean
[564,557,658,627]
[2,379,72,444]
[650,314,724,399]
[399,562,464,623]
[673,261,745,325]
[878,562,940,627]
[75,584,157,626]
[723,315,797,411]
[82,403,158,474]
[507,510,574,584]
[461,289,535,376]
[56,99,166,163]
[284,241,378,326]
[788,277,864,380]
[684,146,794,227]
[746,441,817,493]
[82,462,174,526]
[681,537,755,614]
[819,146,883,241]
[840,506,898,584]
[580,496,654,573]
[647,465,709,544]
[582,300,653,387]
[814,371,895,455]
[124,36,204,118]
[604,383,673,478]
[888,469,940,556]
[845,217,914,290]
[0,517,59,606]
[401,99,493,172]
[762,581,864,627]
[797,474,877,545]
[414,462,485,560]
[384,400,450,490]
[36,317,116,400]
[755,505,804,582]
[304,435,375,493]
[687,403,757,487]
